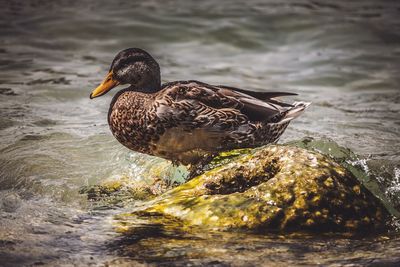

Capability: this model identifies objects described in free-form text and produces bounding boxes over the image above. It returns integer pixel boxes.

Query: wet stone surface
[114,145,389,233]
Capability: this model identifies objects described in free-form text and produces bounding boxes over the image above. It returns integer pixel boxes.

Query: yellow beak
[90,71,120,99]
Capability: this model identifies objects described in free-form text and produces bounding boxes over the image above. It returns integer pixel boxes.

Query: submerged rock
[79,159,188,205]
[79,175,178,205]
[129,145,388,232]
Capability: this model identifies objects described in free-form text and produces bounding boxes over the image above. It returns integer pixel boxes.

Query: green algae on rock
[128,145,388,232]
[286,137,400,218]
[79,158,189,204]
[79,175,180,205]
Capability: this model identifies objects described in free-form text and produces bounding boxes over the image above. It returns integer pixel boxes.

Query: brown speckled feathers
[108,80,309,165]
[90,48,310,165]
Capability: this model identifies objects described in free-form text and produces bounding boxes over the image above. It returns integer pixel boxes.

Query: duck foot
[187,154,216,180]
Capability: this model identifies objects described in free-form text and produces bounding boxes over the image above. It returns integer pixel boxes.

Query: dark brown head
[90,48,161,99]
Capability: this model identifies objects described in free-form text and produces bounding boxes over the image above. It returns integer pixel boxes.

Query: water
[1,0,400,265]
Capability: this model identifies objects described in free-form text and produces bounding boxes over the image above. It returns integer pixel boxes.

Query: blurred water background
[1,0,400,266]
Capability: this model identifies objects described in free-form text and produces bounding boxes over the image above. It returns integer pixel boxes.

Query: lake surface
[1,0,400,266]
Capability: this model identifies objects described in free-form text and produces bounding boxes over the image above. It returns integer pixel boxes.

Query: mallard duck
[90,48,310,165]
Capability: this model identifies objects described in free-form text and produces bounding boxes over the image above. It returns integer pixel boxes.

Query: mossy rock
[129,145,388,232]
[79,175,178,208]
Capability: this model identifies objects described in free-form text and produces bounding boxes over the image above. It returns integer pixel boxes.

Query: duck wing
[152,81,309,161]
[160,80,298,122]
[215,84,298,100]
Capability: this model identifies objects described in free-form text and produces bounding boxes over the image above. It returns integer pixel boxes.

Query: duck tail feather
[278,102,311,124]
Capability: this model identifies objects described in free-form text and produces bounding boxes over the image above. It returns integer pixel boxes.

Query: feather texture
[108,80,310,165]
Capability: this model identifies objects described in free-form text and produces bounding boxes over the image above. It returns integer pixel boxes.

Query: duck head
[90,48,161,99]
